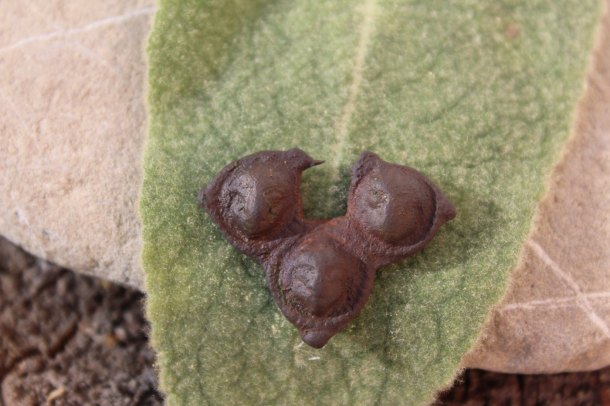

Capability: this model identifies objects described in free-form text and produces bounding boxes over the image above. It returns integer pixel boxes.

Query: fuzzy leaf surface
[141,0,600,404]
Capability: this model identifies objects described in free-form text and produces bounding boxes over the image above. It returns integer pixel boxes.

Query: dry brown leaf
[0,0,154,287]
[0,0,608,374]
[463,1,610,373]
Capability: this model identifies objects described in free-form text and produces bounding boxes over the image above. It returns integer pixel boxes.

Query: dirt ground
[1,236,609,405]
[0,237,162,405]
[438,368,610,405]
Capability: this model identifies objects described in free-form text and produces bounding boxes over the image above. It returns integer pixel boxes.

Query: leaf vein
[528,239,610,338]
[0,6,156,54]
[329,0,378,170]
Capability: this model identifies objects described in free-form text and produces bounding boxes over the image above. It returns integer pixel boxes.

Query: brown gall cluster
[198,149,456,348]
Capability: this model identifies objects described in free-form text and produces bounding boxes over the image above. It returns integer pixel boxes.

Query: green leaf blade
[142,0,600,404]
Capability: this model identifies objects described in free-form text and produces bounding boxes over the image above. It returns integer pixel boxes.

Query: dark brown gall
[280,234,359,318]
[199,149,456,348]
[351,161,436,245]
[199,148,322,259]
[220,160,294,239]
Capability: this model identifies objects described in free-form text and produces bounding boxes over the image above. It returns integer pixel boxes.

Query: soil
[1,235,609,405]
[0,237,162,405]
[438,368,610,406]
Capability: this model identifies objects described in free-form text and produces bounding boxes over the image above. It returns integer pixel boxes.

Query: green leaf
[141,0,600,404]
